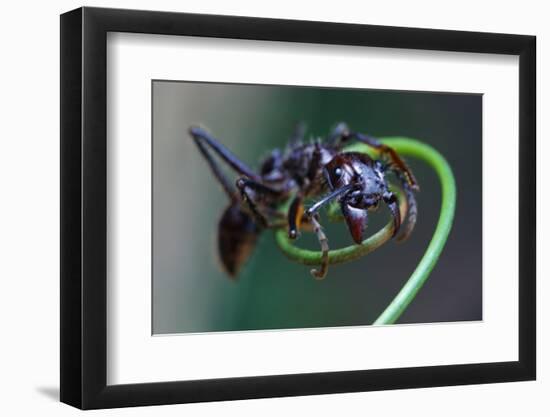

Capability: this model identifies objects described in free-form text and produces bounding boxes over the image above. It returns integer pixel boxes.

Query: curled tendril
[274,137,457,325]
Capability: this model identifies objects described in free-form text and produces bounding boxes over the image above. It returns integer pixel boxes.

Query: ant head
[324,153,361,191]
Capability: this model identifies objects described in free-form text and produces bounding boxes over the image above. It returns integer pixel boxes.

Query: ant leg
[304,186,356,280]
[189,126,262,185]
[236,178,282,228]
[327,122,351,145]
[393,175,417,242]
[383,191,401,238]
[309,214,329,280]
[190,132,236,200]
[190,127,288,228]
[287,194,304,239]
[355,133,418,190]
[355,134,418,190]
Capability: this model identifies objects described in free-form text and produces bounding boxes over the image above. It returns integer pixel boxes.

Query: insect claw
[310,268,326,280]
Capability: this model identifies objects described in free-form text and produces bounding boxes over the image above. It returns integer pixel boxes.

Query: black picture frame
[60,6,536,410]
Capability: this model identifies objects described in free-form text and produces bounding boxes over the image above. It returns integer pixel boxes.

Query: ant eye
[334,167,342,177]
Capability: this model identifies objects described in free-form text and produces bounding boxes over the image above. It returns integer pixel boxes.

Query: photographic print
[61,8,535,408]
[152,81,482,335]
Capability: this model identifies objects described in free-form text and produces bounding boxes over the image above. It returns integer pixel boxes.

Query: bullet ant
[189,123,418,279]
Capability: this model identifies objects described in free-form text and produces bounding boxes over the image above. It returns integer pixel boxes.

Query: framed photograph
[60,6,536,409]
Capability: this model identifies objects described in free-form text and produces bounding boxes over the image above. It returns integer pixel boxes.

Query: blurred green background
[152,80,482,334]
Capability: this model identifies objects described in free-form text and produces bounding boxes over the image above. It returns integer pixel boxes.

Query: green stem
[274,137,456,325]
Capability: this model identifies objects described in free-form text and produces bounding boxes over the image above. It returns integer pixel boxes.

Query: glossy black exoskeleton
[189,122,418,279]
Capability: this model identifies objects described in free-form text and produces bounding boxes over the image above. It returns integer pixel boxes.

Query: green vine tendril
[274,137,456,325]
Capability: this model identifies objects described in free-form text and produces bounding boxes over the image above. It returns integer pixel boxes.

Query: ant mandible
[189,122,418,279]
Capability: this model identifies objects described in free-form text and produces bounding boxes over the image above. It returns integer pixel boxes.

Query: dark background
[152,80,482,334]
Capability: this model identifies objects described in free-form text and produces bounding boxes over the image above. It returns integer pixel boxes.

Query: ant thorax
[283,143,334,176]
[260,142,336,195]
